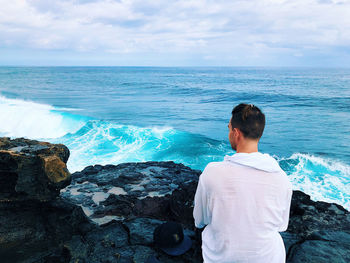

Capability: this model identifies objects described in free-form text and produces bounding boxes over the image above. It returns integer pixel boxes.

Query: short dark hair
[230,103,265,139]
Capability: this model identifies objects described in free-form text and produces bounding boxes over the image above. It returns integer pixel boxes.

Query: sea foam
[0,96,86,139]
[1,96,349,210]
[50,120,229,172]
[278,153,350,210]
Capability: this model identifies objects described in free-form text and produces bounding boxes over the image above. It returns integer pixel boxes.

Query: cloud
[0,0,350,65]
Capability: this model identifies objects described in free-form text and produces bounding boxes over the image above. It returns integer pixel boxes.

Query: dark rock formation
[0,138,202,263]
[1,137,349,263]
[61,162,204,262]
[63,163,350,263]
[283,191,350,262]
[0,137,71,201]
[0,199,93,262]
[0,138,92,263]
[62,162,201,225]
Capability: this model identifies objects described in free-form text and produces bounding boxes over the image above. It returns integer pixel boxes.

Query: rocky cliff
[0,138,349,263]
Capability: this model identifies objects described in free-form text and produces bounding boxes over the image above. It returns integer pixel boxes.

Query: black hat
[153,221,192,256]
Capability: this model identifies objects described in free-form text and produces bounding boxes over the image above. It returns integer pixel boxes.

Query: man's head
[228,103,265,151]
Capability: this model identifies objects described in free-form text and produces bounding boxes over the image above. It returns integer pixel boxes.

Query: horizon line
[1,65,350,69]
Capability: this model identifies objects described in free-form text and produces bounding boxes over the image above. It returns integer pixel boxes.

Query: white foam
[0,96,85,139]
[150,126,173,139]
[288,153,350,175]
[280,153,350,210]
[61,123,177,172]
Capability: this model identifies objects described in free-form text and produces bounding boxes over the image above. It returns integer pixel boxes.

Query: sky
[1,0,350,66]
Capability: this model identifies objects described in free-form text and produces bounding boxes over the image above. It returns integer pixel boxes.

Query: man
[193,103,292,263]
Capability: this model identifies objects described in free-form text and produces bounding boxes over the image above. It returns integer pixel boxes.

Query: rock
[280,232,299,255]
[0,137,71,201]
[62,161,201,225]
[285,191,350,262]
[0,198,93,263]
[61,161,204,262]
[131,246,155,263]
[1,137,349,262]
[0,138,92,263]
[0,138,204,262]
[63,163,350,263]
[287,231,350,262]
[287,190,350,236]
[124,218,164,245]
[83,221,130,262]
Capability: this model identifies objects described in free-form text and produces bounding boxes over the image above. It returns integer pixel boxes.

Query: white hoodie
[193,152,292,263]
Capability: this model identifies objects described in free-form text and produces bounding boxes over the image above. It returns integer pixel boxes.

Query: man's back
[194,152,292,263]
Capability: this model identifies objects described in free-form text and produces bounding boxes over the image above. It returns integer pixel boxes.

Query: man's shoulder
[204,161,227,170]
[201,161,230,178]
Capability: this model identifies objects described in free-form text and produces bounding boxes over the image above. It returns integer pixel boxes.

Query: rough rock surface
[61,162,204,262]
[0,138,203,263]
[61,162,201,225]
[283,191,350,262]
[1,137,349,263]
[0,138,92,263]
[0,199,93,262]
[0,137,71,200]
[63,164,350,263]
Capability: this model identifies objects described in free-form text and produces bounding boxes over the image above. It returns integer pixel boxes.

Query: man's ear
[234,128,244,140]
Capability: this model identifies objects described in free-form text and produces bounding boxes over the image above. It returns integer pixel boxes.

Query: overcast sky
[1,0,350,66]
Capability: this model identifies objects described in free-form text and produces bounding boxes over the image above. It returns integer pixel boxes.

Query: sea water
[0,67,349,210]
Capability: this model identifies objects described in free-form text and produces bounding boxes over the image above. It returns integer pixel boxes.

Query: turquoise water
[0,67,349,209]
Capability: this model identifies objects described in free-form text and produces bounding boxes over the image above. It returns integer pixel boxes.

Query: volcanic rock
[63,163,350,263]
[0,137,71,201]
[1,137,349,263]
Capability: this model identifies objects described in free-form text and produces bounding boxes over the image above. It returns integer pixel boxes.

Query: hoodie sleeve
[193,169,211,229]
[278,183,293,232]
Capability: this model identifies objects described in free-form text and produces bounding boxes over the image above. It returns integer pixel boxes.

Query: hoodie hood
[224,152,283,173]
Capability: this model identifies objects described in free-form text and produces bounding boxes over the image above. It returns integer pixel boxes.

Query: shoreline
[0,137,349,262]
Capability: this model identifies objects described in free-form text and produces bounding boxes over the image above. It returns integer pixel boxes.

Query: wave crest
[0,95,86,139]
[278,153,350,210]
[1,96,349,210]
[51,120,230,173]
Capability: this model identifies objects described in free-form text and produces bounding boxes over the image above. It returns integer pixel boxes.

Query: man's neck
[235,140,259,153]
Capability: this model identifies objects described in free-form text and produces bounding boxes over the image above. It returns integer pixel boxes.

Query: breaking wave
[1,96,349,210]
[279,153,350,210]
[0,95,86,139]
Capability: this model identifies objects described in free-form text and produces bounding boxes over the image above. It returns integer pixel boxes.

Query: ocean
[0,66,349,210]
